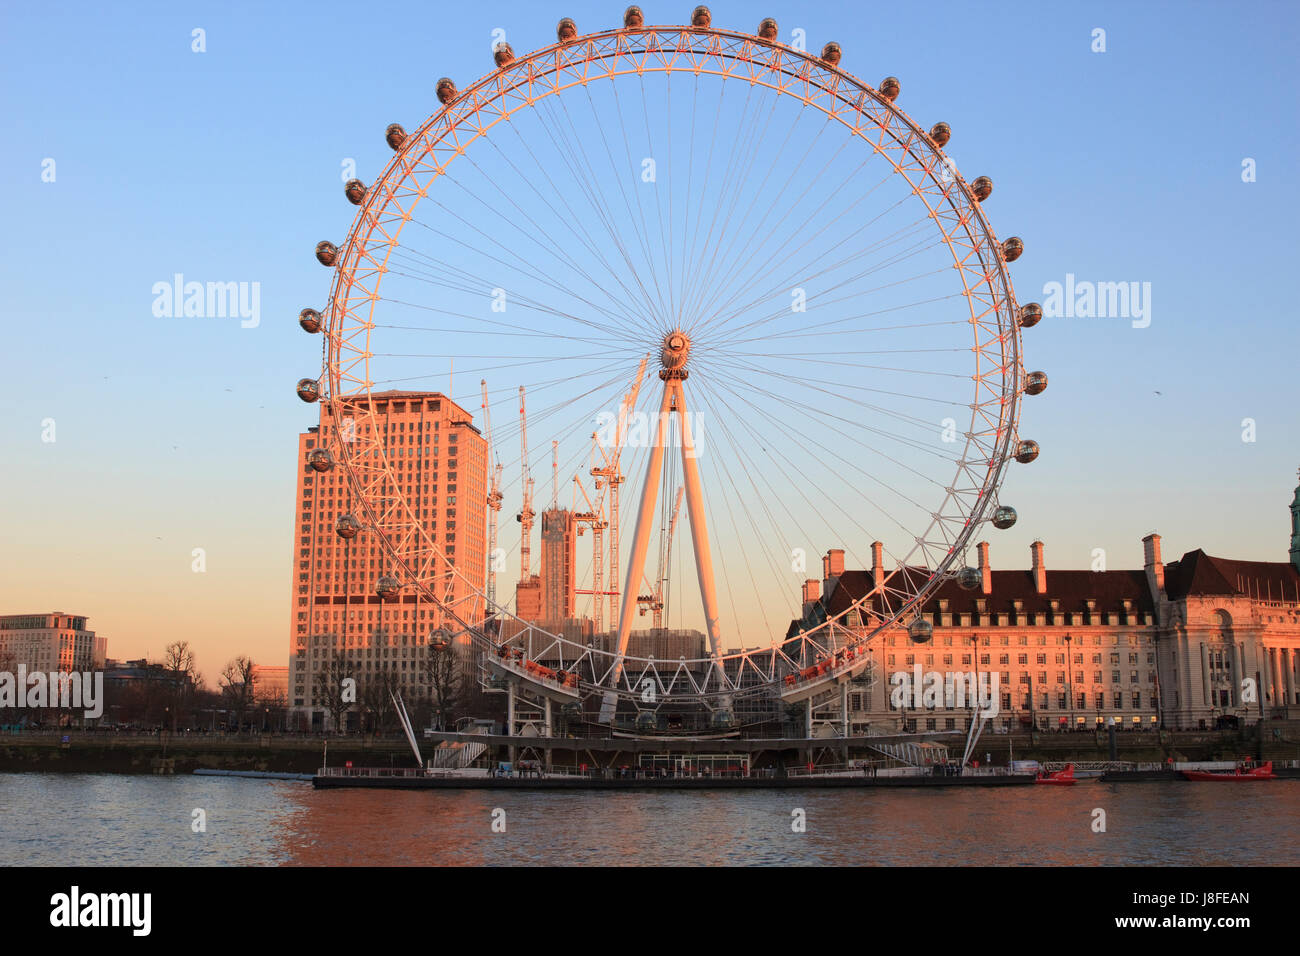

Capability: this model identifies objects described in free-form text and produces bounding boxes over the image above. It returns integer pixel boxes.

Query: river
[2,774,1297,866]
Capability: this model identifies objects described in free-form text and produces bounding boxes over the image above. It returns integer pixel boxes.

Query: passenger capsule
[821,42,842,66]
[375,575,401,602]
[929,122,951,147]
[1024,371,1048,395]
[344,179,367,205]
[992,505,1018,530]
[880,76,900,102]
[563,701,583,719]
[436,77,457,105]
[1019,302,1043,328]
[757,17,778,40]
[307,447,335,472]
[557,17,577,42]
[296,378,321,403]
[635,710,657,731]
[429,629,451,651]
[298,308,322,334]
[385,123,407,150]
[908,617,934,643]
[956,567,982,591]
[711,709,734,729]
[493,42,515,67]
[1002,236,1024,262]
[971,176,993,202]
[1014,439,1040,464]
[623,6,644,28]
[691,6,712,28]
[315,241,338,267]
[335,513,361,539]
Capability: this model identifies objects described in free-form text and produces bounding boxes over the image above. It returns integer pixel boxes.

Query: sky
[2,0,1298,685]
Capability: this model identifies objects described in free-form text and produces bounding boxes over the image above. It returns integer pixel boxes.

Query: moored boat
[1181,761,1275,781]
[1034,763,1076,786]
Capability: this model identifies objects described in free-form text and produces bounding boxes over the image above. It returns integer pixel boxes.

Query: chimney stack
[1143,532,1165,595]
[871,542,884,589]
[1031,540,1046,595]
[977,541,991,595]
[827,549,845,578]
[802,579,820,606]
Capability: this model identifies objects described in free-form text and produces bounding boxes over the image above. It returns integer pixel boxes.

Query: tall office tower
[288,390,487,731]
[540,507,577,623]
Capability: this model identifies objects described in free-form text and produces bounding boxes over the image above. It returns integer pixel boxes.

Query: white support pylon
[604,382,674,719]
[673,380,724,681]
[604,331,725,720]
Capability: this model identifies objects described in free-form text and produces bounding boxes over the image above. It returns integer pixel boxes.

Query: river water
[2,774,1297,866]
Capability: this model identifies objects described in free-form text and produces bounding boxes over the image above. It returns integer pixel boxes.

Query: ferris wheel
[296,6,1046,735]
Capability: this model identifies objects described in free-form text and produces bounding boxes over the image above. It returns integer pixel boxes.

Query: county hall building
[791,475,1300,733]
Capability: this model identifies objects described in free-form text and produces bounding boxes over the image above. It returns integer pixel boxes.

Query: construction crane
[551,440,559,510]
[516,386,535,582]
[571,472,609,631]
[480,380,503,610]
[637,486,683,629]
[591,356,648,629]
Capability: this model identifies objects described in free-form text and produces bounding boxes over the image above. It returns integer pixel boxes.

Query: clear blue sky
[2,0,1298,681]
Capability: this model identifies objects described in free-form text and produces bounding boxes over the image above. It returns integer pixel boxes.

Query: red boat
[1034,764,1076,786]
[1181,761,1275,781]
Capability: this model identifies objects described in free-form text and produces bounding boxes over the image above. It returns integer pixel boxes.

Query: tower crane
[637,486,683,630]
[516,386,535,583]
[591,356,648,629]
[481,380,503,610]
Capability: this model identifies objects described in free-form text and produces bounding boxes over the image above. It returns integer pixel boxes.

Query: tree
[0,650,17,727]
[314,652,353,733]
[361,669,398,735]
[420,637,462,731]
[218,656,256,731]
[162,641,198,731]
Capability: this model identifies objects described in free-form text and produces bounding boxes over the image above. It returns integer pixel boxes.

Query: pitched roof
[1163,549,1300,601]
[821,567,1155,618]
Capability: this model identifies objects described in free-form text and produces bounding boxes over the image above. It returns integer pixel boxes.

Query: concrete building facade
[791,477,1300,733]
[288,390,488,729]
[0,613,105,673]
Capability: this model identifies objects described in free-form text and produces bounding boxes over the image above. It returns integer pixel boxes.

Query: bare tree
[162,641,197,731]
[420,638,462,731]
[314,652,353,733]
[361,668,399,735]
[219,656,256,731]
[0,650,17,728]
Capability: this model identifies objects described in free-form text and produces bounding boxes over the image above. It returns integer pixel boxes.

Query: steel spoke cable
[702,267,957,350]
[698,212,938,337]
[699,371,935,539]
[698,193,931,330]
[698,357,964,460]
[490,123,661,327]
[677,79,780,327]
[690,117,860,329]
[451,149,652,330]
[679,87,795,329]
[532,92,668,327]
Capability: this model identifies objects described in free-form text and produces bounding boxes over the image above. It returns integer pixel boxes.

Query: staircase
[866,740,949,768]
[428,740,487,769]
